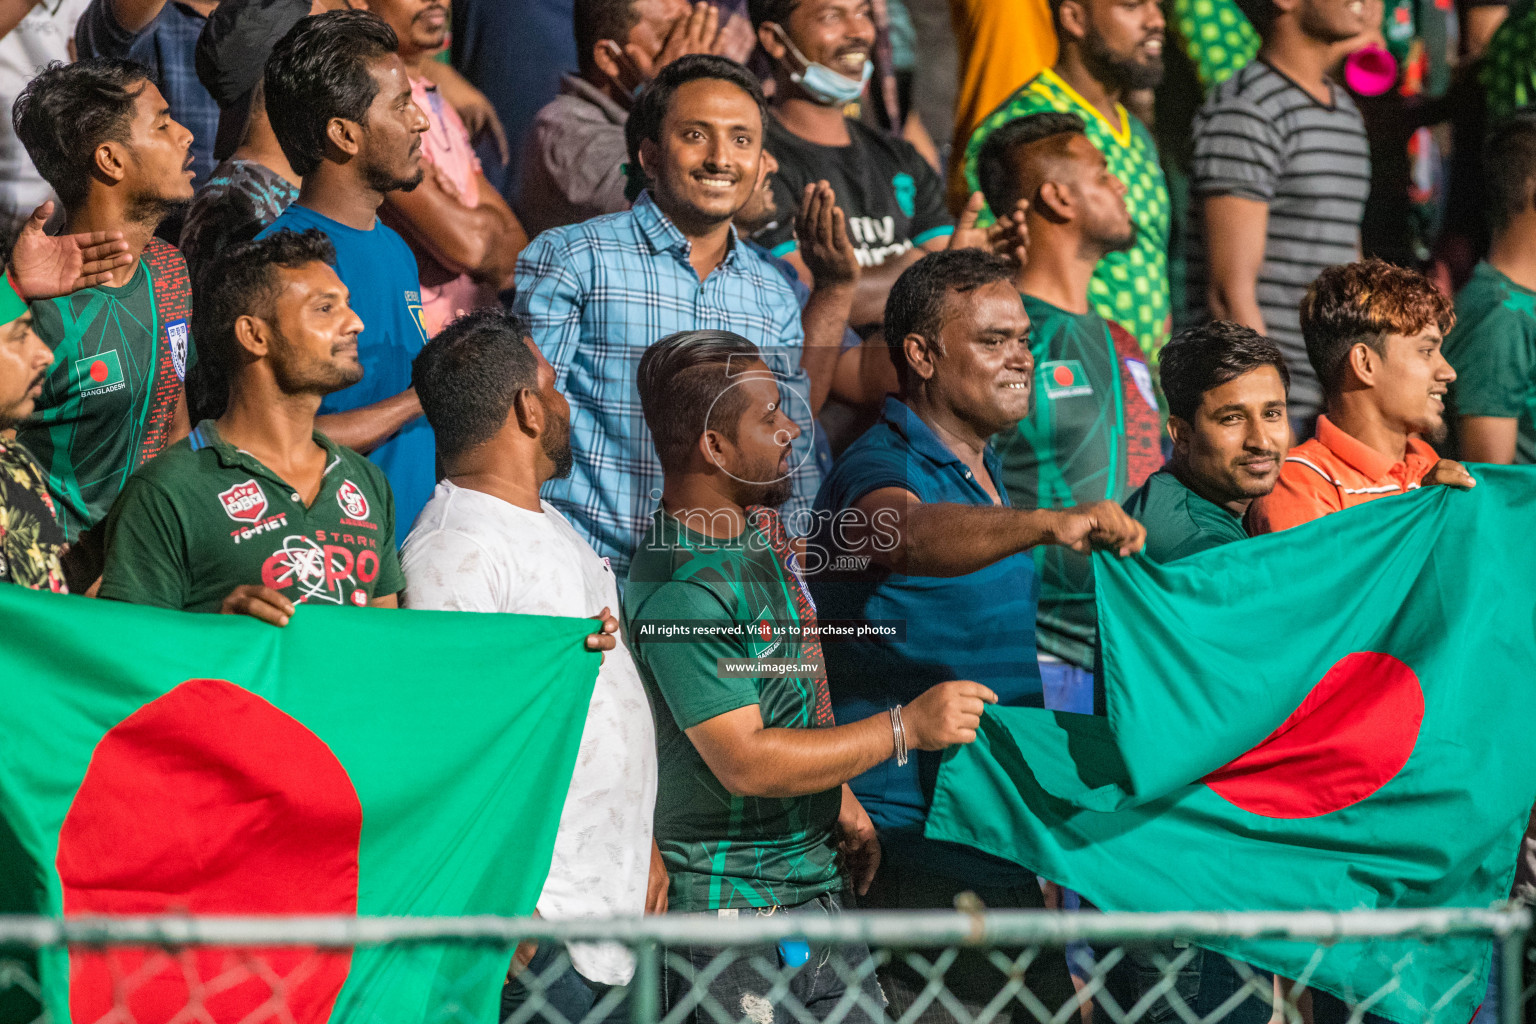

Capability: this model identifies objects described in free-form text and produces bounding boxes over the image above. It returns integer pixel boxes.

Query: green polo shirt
[1122,469,1248,563]
[1444,261,1536,465]
[99,420,404,611]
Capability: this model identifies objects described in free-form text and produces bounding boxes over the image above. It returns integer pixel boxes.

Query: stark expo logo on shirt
[1041,360,1094,400]
[74,349,125,397]
[262,533,381,607]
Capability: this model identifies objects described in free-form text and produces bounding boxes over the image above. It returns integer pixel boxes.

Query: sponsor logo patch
[336,480,370,521]
[1041,360,1093,399]
[1124,357,1159,411]
[75,349,125,397]
[218,479,268,522]
[166,319,190,381]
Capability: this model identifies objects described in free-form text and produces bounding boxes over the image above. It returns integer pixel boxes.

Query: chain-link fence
[0,907,1527,1024]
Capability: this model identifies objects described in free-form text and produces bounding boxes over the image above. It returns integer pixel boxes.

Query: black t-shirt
[760,115,952,266]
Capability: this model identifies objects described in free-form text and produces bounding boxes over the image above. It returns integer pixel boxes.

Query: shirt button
[291,492,301,501]
[965,471,973,479]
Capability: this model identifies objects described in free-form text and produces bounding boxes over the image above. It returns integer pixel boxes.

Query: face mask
[772,24,872,106]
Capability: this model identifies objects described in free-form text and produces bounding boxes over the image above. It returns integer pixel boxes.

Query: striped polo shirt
[1188,61,1371,424]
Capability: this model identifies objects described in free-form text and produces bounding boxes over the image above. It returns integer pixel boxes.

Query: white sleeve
[399,529,503,613]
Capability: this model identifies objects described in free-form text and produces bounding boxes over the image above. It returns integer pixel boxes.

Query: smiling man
[1248,259,1475,534]
[12,58,197,569]
[515,54,825,577]
[258,10,436,543]
[99,229,406,621]
[962,0,1171,360]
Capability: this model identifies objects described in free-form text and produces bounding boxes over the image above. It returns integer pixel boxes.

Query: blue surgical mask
[772,25,872,107]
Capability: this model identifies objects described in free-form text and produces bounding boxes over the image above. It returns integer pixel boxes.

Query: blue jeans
[502,942,627,1024]
[1038,659,1094,715]
[661,892,886,1024]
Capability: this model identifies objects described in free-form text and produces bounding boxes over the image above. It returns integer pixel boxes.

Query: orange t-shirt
[1247,415,1442,534]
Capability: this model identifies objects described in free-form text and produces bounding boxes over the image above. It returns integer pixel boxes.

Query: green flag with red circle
[928,465,1536,1024]
[0,588,598,1024]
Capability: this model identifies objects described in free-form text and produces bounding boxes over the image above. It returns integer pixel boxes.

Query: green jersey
[964,70,1172,358]
[1173,0,1259,90]
[1122,469,1248,563]
[98,420,404,611]
[1483,0,1536,121]
[624,508,840,913]
[996,295,1162,669]
[1444,261,1536,464]
[17,239,193,541]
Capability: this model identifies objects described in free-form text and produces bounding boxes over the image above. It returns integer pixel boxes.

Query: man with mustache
[961,0,1171,361]
[257,10,436,544]
[1188,0,1372,438]
[1249,259,1475,534]
[514,55,825,578]
[747,0,957,331]
[12,57,196,586]
[364,0,527,338]
[401,307,658,1021]
[98,228,406,620]
[976,110,1161,713]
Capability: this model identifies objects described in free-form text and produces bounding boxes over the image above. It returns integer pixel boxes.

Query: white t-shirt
[401,481,657,986]
[0,0,92,219]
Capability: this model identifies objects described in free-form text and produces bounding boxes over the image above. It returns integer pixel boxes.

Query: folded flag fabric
[0,585,598,1024]
[928,465,1536,1024]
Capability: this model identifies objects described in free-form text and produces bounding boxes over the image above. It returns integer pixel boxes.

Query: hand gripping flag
[0,586,599,1024]
[928,465,1536,1024]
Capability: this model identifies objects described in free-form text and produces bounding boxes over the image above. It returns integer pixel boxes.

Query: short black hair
[625,54,767,194]
[1300,259,1455,398]
[412,308,540,458]
[193,228,338,383]
[976,111,1085,219]
[1485,111,1536,235]
[884,249,1016,393]
[637,329,763,474]
[1158,320,1290,423]
[263,10,399,177]
[574,0,643,75]
[13,58,151,209]
[746,0,799,27]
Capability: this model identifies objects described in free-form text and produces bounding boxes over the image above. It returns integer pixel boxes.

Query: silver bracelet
[890,704,909,767]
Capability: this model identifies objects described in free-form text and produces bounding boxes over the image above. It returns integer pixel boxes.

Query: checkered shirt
[514,191,822,578]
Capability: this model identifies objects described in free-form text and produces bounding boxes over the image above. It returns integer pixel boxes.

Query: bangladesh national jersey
[996,294,1162,669]
[17,238,193,541]
[1444,260,1536,465]
[964,70,1172,358]
[1123,468,1248,564]
[98,420,405,612]
[624,507,841,913]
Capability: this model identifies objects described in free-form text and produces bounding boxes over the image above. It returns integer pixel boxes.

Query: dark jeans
[502,942,628,1024]
[661,892,886,1024]
[864,859,1077,1024]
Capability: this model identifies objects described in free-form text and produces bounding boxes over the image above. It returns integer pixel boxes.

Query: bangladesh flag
[0,585,599,1024]
[928,466,1536,1024]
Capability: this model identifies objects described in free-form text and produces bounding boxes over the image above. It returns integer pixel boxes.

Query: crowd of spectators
[0,0,1530,1019]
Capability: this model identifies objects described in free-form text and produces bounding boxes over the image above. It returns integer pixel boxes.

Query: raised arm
[385,167,526,291]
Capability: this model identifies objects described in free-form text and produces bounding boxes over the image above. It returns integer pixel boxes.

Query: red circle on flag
[1052,365,1074,387]
[89,360,108,382]
[1202,652,1424,819]
[57,678,360,1024]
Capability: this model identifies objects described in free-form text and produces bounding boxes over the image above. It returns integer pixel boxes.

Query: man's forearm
[848,249,924,328]
[897,503,1058,576]
[1207,281,1266,335]
[692,714,895,799]
[315,389,422,454]
[800,282,856,415]
[0,0,40,38]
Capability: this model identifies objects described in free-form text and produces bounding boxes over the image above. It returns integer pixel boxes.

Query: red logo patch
[218,480,268,523]
[1052,365,1075,387]
[336,480,370,521]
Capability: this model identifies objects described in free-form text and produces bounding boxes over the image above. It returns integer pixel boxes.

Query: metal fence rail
[0,909,1527,1024]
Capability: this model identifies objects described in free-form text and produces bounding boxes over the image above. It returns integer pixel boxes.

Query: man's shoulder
[819,418,909,499]
[121,436,203,491]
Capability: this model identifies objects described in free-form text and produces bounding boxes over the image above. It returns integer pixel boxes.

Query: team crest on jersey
[218,479,268,522]
[165,319,190,381]
[1041,360,1093,399]
[336,479,370,521]
[1124,357,1159,411]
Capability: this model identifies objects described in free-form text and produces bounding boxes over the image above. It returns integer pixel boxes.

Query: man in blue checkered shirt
[515,54,830,578]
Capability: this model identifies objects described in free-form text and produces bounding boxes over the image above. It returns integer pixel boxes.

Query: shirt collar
[1313,414,1437,480]
[880,395,1004,488]
[632,190,742,267]
[560,73,629,124]
[190,419,344,480]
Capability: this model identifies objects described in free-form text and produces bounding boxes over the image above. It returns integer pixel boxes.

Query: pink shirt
[410,74,495,336]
